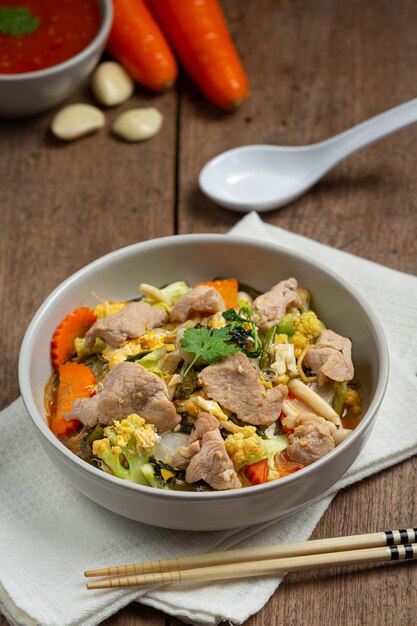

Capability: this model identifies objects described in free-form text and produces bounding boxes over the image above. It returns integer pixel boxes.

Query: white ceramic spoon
[199,98,417,212]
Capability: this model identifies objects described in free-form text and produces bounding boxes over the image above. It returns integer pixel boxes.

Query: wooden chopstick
[84,527,417,579]
[86,542,417,589]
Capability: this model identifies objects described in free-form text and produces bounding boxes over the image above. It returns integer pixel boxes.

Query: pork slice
[286,413,335,466]
[198,352,287,426]
[65,362,180,432]
[185,430,241,490]
[251,278,302,329]
[303,347,336,385]
[189,411,220,443]
[171,441,201,469]
[170,412,219,469]
[85,302,168,348]
[304,329,354,384]
[170,286,226,323]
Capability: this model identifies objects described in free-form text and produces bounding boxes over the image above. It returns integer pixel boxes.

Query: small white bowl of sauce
[0,0,112,116]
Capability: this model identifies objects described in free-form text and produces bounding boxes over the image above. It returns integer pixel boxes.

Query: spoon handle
[318,97,417,163]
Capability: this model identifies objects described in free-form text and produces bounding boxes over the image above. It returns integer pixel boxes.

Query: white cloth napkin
[1,212,417,626]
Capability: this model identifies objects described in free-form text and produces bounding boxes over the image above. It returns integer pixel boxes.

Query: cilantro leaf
[0,7,40,36]
[180,326,240,375]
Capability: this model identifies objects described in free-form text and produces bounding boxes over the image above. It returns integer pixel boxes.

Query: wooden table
[1,0,417,624]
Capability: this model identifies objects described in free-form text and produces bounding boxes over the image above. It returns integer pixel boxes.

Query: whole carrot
[107,0,178,92]
[147,0,249,110]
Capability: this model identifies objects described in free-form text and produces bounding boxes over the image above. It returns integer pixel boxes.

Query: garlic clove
[111,107,163,142]
[51,104,105,141]
[91,62,134,107]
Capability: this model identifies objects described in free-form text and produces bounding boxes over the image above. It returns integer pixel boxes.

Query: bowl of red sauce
[0,0,112,116]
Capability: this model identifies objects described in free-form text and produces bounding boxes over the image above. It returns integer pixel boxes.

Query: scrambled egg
[259,374,273,389]
[206,312,227,329]
[93,300,127,319]
[174,393,256,436]
[175,393,229,421]
[103,331,173,368]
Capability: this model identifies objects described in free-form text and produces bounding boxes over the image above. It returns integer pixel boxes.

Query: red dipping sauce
[0,0,101,74]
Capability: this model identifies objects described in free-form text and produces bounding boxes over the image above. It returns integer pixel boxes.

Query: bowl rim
[19,233,390,502]
[0,0,113,82]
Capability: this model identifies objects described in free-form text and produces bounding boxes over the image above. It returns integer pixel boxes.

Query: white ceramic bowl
[19,235,389,531]
[0,0,112,117]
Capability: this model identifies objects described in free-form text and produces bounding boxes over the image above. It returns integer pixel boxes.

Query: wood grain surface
[1,0,416,625]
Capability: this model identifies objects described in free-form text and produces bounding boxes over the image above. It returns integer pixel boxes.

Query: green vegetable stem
[259,325,277,369]
[332,381,348,416]
[276,314,295,336]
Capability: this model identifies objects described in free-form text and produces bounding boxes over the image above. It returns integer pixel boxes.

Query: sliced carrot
[244,459,269,485]
[274,451,304,478]
[147,0,249,110]
[245,453,303,485]
[51,362,96,437]
[107,0,178,92]
[197,278,238,310]
[51,307,96,370]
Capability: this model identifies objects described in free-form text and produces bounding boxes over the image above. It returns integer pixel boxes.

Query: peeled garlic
[91,62,134,107]
[51,104,105,141]
[111,107,163,142]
